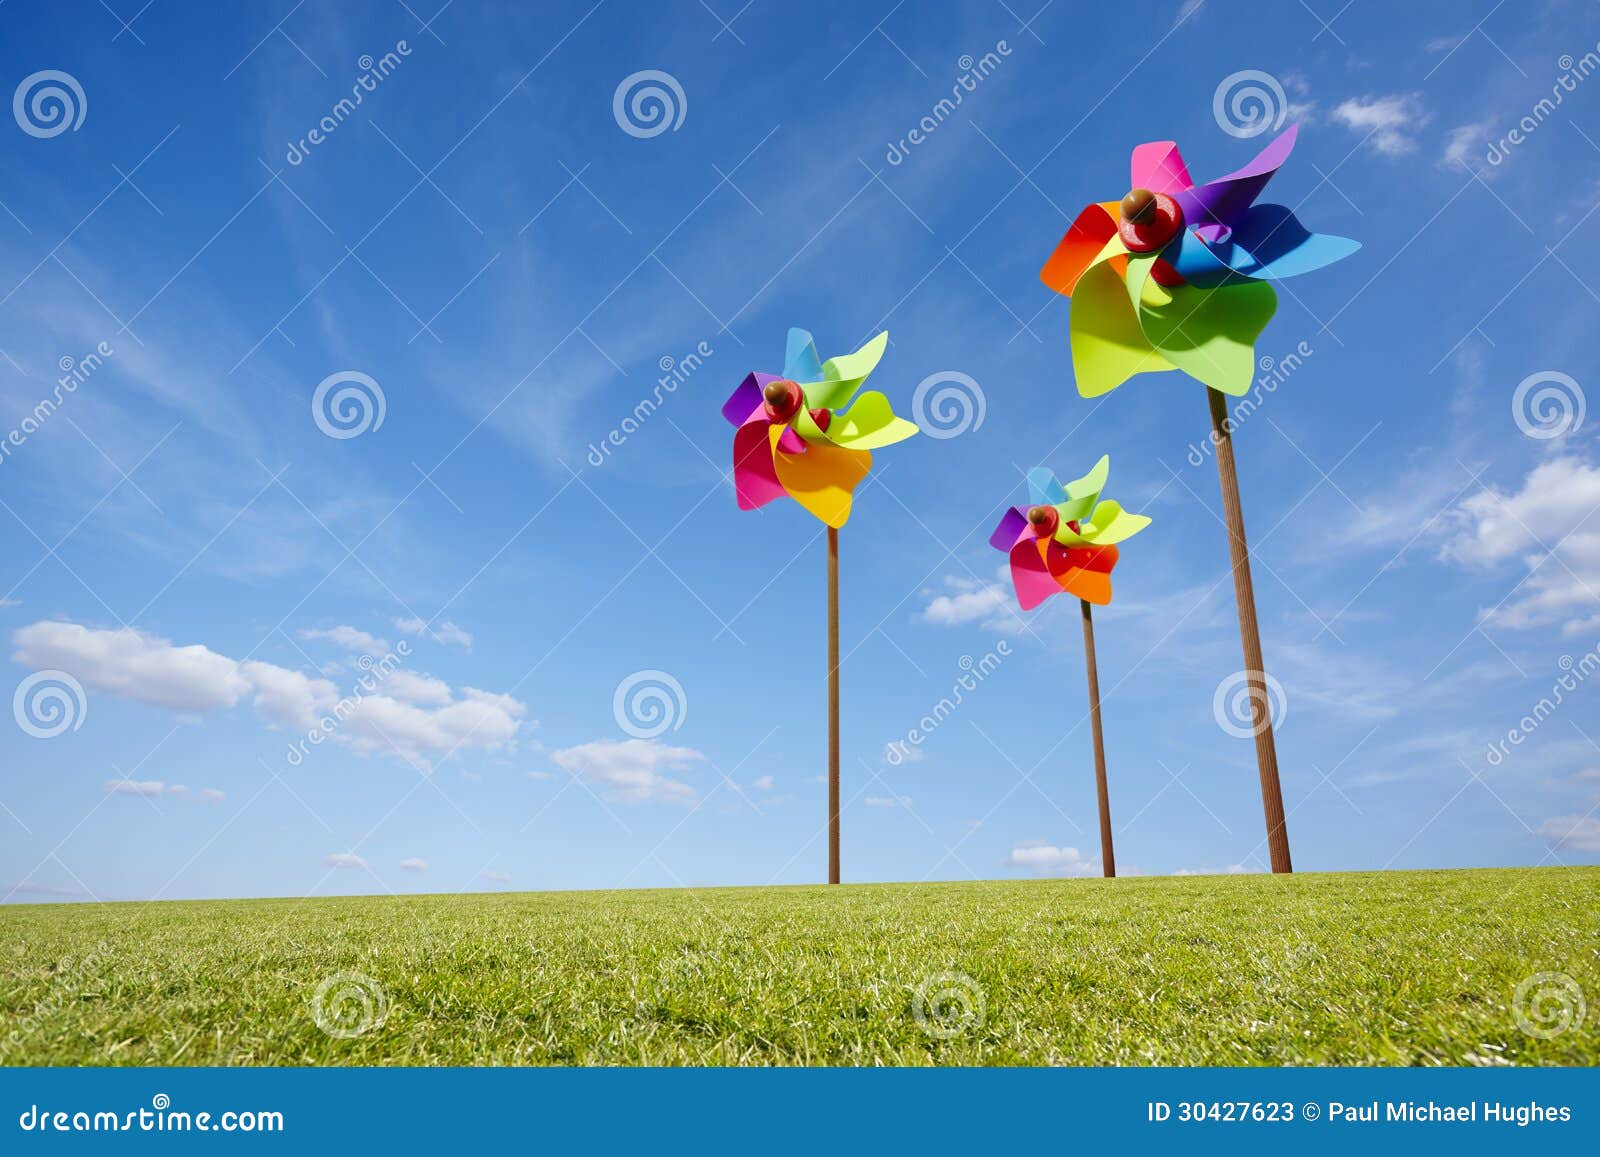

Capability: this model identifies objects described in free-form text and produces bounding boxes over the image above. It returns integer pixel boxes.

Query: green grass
[2,868,1597,1066]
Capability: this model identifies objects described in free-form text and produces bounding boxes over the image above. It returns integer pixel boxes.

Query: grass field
[2,867,1597,1066]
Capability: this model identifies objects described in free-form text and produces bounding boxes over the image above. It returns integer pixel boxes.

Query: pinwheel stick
[1206,387,1293,874]
[827,526,841,885]
[1079,599,1115,878]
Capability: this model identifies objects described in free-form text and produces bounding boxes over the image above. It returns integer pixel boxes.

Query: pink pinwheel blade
[732,417,785,509]
[1130,141,1193,195]
[1008,533,1063,611]
[1175,125,1298,232]
[722,372,781,427]
[990,506,1029,551]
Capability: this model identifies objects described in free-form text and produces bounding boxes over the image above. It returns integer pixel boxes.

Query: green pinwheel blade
[1055,454,1108,521]
[1124,252,1276,396]
[1082,499,1151,545]
[827,390,918,449]
[803,331,888,411]
[1069,241,1173,397]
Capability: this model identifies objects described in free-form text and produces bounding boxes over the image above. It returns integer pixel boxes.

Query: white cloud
[300,625,389,654]
[1535,815,1600,853]
[196,788,225,803]
[865,794,912,808]
[395,616,473,649]
[0,598,20,608]
[11,620,528,766]
[13,621,250,712]
[399,857,428,871]
[324,853,368,869]
[551,738,702,802]
[1330,93,1432,155]
[1441,122,1492,171]
[752,774,774,790]
[1173,864,1253,876]
[919,577,1020,630]
[1440,457,1600,634]
[105,779,165,797]
[1006,842,1097,875]
[479,869,511,883]
[1173,0,1205,26]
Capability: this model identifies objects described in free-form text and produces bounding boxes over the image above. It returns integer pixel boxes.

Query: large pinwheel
[723,327,919,884]
[1041,125,1357,397]
[1040,126,1358,874]
[990,456,1149,878]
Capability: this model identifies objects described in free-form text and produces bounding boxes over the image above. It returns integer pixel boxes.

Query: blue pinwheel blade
[784,328,824,383]
[1026,467,1065,507]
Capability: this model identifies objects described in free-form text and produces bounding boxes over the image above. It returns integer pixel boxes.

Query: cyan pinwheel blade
[828,390,918,449]
[1083,500,1152,545]
[991,506,1029,551]
[1125,252,1276,396]
[1026,466,1065,506]
[784,328,824,384]
[1200,203,1360,280]
[806,331,887,410]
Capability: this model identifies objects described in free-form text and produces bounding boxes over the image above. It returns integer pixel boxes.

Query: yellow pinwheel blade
[770,426,871,528]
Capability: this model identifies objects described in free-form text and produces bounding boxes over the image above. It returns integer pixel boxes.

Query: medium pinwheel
[990,455,1149,878]
[989,455,1149,611]
[722,327,919,885]
[1040,126,1358,875]
[1041,125,1357,398]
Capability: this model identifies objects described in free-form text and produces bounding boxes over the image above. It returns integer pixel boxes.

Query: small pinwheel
[722,327,920,885]
[1040,125,1357,397]
[722,329,918,529]
[989,456,1150,611]
[990,456,1150,879]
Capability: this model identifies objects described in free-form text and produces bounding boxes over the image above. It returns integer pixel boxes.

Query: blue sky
[2,0,1599,903]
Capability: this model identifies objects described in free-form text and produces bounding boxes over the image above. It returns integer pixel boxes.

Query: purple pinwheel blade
[1175,125,1299,232]
[990,506,1029,551]
[722,372,779,426]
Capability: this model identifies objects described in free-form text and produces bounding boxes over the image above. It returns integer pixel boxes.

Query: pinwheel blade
[828,390,918,449]
[1130,141,1193,195]
[1198,203,1360,281]
[1124,252,1276,396]
[805,331,888,411]
[1008,536,1065,611]
[990,506,1029,551]
[1051,543,1119,605]
[1026,467,1065,507]
[723,372,776,427]
[784,328,824,384]
[1082,499,1151,545]
[1070,246,1173,398]
[1175,125,1298,233]
[770,425,870,528]
[1041,202,1121,297]
[1058,455,1109,522]
[733,417,786,510]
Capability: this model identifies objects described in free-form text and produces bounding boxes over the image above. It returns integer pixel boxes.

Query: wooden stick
[1206,387,1293,874]
[1079,599,1115,878]
[827,526,841,885]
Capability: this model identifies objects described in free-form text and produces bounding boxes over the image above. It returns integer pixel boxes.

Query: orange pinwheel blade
[770,426,871,529]
[1041,202,1121,297]
[1043,541,1119,605]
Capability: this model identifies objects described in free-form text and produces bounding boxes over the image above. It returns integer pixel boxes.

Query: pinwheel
[1040,125,1359,873]
[990,455,1149,877]
[722,327,919,883]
